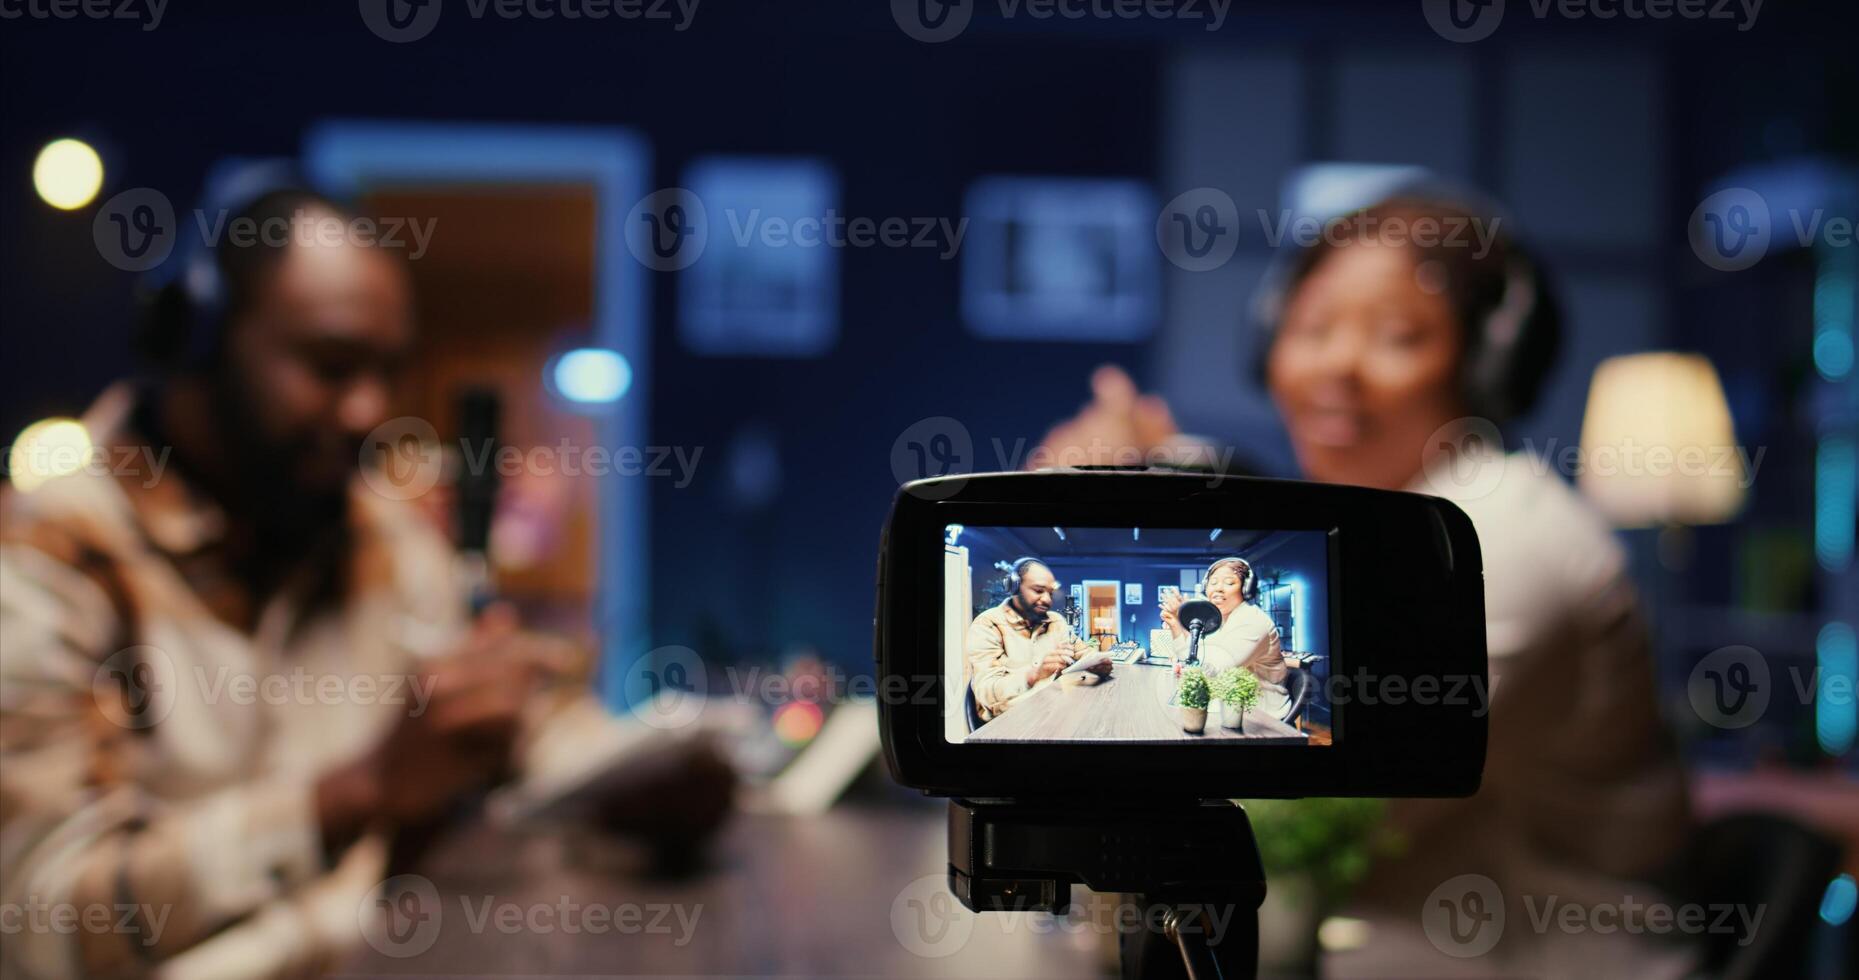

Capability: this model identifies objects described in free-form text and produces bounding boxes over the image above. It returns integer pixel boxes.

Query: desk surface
[964,662,1307,744]
[339,806,1110,977]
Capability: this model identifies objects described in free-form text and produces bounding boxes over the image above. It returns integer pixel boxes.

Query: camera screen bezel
[875,470,1487,801]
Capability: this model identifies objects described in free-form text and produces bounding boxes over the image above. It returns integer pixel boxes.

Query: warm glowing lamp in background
[1578,352,1747,528]
[32,138,105,210]
[7,418,93,494]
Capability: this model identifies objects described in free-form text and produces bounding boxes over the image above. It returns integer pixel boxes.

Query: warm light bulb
[33,139,105,210]
[7,418,93,494]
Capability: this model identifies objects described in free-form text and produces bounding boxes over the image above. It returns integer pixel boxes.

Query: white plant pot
[1220,701,1246,730]
[1179,706,1207,734]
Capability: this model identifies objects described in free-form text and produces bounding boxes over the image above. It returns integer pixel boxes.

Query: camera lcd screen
[944,524,1332,746]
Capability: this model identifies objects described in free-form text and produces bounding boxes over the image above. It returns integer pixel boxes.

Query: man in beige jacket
[0,178,730,978]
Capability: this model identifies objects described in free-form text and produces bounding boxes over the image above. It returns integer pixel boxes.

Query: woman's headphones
[1203,556,1258,603]
[136,159,327,369]
[1247,180,1561,426]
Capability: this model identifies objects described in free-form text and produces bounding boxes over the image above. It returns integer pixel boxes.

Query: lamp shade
[1578,352,1746,527]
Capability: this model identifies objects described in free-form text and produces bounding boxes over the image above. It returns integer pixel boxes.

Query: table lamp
[1577,352,1747,527]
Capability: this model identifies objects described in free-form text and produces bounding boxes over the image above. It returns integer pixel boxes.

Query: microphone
[1177,599,1223,665]
[454,386,501,613]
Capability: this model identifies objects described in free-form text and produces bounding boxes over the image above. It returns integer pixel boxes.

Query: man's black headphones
[136,159,328,369]
[1203,556,1258,603]
[1248,180,1561,426]
[1003,556,1047,595]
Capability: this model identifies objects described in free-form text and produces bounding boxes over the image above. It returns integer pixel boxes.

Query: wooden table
[964,661,1308,744]
[337,805,1113,977]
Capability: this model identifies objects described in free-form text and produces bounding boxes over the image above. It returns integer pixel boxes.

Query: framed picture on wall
[959,176,1159,342]
[680,156,840,357]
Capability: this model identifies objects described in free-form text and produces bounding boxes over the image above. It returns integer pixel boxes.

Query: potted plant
[1212,668,1261,730]
[1175,667,1210,733]
[1240,798,1403,974]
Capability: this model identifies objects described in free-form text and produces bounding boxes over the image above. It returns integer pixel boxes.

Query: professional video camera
[874,468,1489,978]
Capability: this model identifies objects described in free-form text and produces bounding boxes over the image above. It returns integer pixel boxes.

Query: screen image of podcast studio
[944,525,1333,745]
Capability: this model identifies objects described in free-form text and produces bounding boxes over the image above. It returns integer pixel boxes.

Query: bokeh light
[7,418,93,494]
[550,347,632,406]
[1821,873,1857,927]
[772,700,824,747]
[32,138,105,210]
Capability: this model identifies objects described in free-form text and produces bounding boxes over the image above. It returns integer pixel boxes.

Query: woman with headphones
[1158,556,1290,719]
[1037,184,1692,976]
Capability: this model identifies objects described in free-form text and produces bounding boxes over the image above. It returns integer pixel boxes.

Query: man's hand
[316,604,567,851]
[1070,639,1113,677]
[1026,650,1074,686]
[590,735,736,853]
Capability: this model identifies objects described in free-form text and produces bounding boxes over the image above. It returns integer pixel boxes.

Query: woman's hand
[1035,365,1182,469]
[1160,592,1186,639]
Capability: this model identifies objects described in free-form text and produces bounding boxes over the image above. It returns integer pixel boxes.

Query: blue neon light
[1822,873,1857,927]
[1817,622,1857,756]
[552,348,632,405]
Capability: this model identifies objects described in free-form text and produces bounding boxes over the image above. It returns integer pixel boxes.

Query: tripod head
[949,799,1264,979]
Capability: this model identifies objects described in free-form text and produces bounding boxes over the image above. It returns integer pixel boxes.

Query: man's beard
[208,367,350,540]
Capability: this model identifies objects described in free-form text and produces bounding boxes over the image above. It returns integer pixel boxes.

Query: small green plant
[1238,798,1403,910]
[1176,667,1211,710]
[1211,668,1261,712]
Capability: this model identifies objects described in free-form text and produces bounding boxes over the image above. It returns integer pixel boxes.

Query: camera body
[875,469,1488,801]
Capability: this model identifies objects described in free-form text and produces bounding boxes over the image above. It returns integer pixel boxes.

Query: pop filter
[1179,599,1222,636]
[1179,599,1222,665]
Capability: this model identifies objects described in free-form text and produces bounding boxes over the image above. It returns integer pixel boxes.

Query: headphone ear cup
[1461,258,1559,424]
